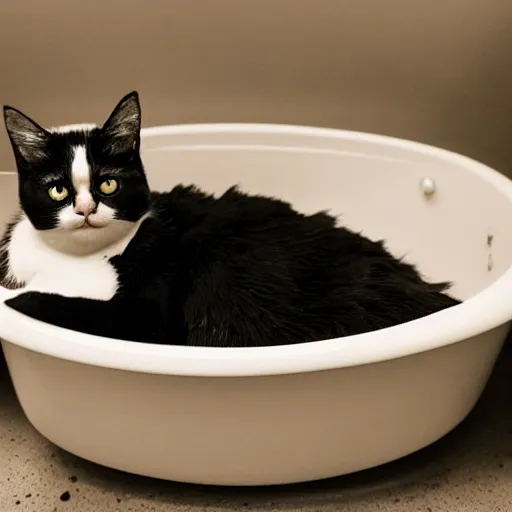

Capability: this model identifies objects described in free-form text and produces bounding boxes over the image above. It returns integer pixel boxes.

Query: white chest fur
[5,218,139,301]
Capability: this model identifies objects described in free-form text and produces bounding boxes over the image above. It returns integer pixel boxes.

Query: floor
[0,340,511,512]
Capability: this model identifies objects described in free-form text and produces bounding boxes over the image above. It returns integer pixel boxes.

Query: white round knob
[421,178,436,196]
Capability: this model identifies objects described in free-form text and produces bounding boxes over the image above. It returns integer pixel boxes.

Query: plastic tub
[1,124,512,486]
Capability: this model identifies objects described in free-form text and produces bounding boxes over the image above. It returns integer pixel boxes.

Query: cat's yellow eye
[99,179,118,195]
[48,185,69,202]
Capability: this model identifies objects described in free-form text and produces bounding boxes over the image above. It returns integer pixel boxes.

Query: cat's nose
[74,200,97,218]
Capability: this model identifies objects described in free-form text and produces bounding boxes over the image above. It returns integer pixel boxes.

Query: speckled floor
[0,339,511,512]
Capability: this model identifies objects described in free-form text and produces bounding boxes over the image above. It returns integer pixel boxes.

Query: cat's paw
[0,286,26,302]
[4,291,49,319]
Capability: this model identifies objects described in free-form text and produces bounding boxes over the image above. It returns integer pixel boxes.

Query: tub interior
[1,126,512,303]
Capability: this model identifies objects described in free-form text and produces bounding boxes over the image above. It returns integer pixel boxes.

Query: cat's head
[3,91,151,255]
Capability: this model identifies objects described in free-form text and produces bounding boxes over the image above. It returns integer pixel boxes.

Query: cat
[0,91,460,347]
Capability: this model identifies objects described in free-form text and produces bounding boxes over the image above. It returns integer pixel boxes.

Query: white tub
[1,124,512,486]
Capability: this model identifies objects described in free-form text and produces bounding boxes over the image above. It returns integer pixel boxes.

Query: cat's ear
[101,91,141,155]
[3,106,50,164]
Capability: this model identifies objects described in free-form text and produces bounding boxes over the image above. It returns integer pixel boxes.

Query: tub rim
[0,122,511,377]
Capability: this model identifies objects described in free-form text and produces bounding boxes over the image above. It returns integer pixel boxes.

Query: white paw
[24,259,118,301]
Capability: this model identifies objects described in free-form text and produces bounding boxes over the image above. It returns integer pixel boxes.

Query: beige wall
[0,0,511,173]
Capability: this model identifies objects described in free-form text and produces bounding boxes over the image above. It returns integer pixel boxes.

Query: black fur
[5,184,460,347]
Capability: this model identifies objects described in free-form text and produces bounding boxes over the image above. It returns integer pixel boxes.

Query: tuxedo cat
[0,92,460,347]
